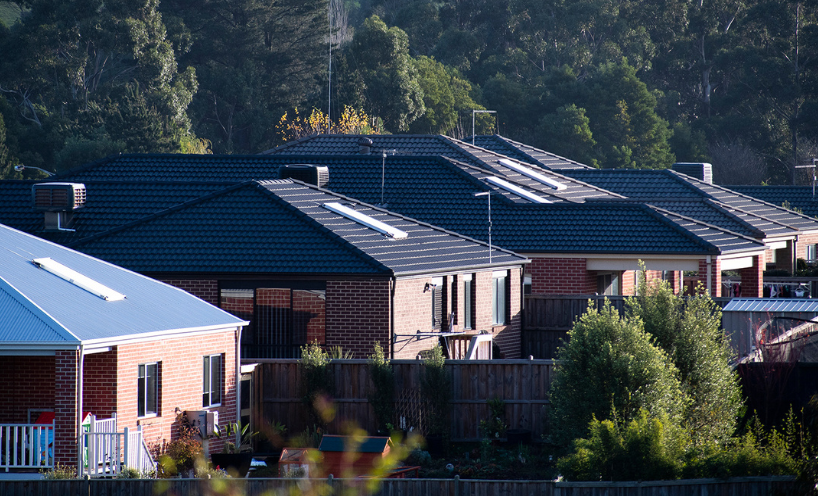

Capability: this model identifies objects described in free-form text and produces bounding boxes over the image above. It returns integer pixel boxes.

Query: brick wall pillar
[666,271,682,294]
[776,242,795,274]
[698,258,722,297]
[740,255,764,297]
[54,349,79,467]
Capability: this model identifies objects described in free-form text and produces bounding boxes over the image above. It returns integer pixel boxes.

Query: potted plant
[210,421,257,477]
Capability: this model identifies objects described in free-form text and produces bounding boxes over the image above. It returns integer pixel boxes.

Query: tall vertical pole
[327,0,332,133]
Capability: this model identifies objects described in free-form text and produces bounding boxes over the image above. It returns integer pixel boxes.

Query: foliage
[300,341,335,429]
[328,345,354,360]
[276,106,382,143]
[368,341,395,433]
[40,463,77,479]
[154,425,204,478]
[216,420,257,454]
[115,466,150,479]
[409,56,483,135]
[557,409,685,481]
[536,104,599,168]
[479,398,508,440]
[627,270,742,449]
[549,300,686,447]
[419,344,452,437]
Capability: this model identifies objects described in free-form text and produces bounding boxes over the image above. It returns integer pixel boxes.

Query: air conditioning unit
[278,164,329,188]
[32,183,86,211]
[184,410,219,439]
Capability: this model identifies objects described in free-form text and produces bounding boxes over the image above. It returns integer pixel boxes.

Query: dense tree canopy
[2,0,817,180]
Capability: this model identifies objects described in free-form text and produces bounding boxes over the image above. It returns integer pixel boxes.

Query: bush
[549,300,686,447]
[557,409,685,481]
[40,463,77,479]
[420,344,452,437]
[368,341,395,433]
[627,273,742,448]
[156,425,204,478]
[300,341,335,429]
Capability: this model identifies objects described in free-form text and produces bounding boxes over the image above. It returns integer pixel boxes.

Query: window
[808,245,817,264]
[492,271,508,325]
[463,274,474,330]
[431,277,443,329]
[203,354,222,408]
[138,363,158,417]
[597,272,620,296]
[523,273,532,295]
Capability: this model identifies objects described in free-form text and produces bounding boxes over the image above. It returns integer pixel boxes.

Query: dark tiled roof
[637,200,764,238]
[561,169,818,237]
[728,186,818,219]
[470,135,595,170]
[71,180,525,276]
[0,181,43,234]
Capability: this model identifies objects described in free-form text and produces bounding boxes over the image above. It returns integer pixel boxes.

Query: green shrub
[300,341,335,429]
[156,425,204,478]
[549,300,686,447]
[40,463,77,479]
[627,273,742,448]
[368,341,395,433]
[557,409,685,481]
[420,344,452,437]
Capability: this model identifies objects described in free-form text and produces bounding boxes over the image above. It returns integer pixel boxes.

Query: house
[0,223,248,472]
[44,179,527,359]
[262,135,818,297]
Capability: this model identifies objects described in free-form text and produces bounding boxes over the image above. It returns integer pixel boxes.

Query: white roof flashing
[498,159,567,191]
[485,176,551,204]
[322,202,409,239]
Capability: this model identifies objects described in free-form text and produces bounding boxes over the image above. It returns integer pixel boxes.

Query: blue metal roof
[0,224,247,351]
[723,298,818,314]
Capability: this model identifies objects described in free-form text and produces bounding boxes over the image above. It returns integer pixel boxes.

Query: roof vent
[358,137,374,155]
[498,159,567,190]
[322,202,408,239]
[278,165,329,188]
[672,163,713,184]
[32,182,86,231]
[485,176,551,203]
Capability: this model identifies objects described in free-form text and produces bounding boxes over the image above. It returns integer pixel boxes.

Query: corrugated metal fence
[256,359,555,442]
[0,476,798,496]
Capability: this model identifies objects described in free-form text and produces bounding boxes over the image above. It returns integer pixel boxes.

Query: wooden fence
[522,295,732,359]
[0,476,798,496]
[255,359,555,443]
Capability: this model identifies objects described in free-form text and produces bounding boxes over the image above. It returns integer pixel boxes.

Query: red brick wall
[797,233,818,261]
[160,279,219,306]
[325,280,391,358]
[698,258,722,296]
[529,258,596,294]
[83,350,118,419]
[114,330,238,455]
[740,255,764,297]
[0,356,55,423]
[293,290,327,345]
[54,350,79,465]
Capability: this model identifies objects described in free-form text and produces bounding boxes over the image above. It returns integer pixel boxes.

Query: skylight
[498,159,567,191]
[485,176,551,204]
[32,258,126,301]
[322,202,409,239]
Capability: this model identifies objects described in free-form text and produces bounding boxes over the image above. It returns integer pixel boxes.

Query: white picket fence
[0,421,55,472]
[82,414,156,477]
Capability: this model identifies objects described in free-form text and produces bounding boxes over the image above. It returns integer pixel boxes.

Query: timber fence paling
[255,359,556,442]
[0,477,799,496]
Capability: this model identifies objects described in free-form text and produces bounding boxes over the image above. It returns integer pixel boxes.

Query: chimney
[358,137,373,155]
[672,163,713,184]
[32,182,86,231]
[278,164,329,188]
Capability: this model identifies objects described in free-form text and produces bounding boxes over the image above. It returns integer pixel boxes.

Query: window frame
[431,277,443,329]
[463,274,474,330]
[491,270,508,325]
[203,354,223,408]
[137,362,159,418]
[597,272,621,296]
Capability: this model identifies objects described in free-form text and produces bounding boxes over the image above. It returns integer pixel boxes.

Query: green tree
[549,300,686,446]
[627,275,742,449]
[340,16,425,132]
[367,342,394,433]
[160,0,327,153]
[409,56,482,135]
[535,104,599,167]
